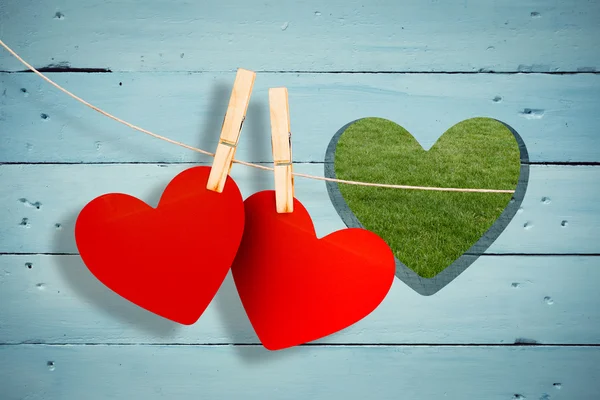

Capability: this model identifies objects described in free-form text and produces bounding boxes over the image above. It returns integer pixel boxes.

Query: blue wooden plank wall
[1,1,599,399]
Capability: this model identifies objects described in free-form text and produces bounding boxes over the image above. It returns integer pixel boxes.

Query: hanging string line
[0,39,514,194]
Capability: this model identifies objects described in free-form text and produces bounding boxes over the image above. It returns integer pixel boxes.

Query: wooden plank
[0,164,341,253]
[0,164,598,254]
[486,165,600,254]
[1,72,599,163]
[1,255,598,344]
[1,345,598,400]
[0,0,598,72]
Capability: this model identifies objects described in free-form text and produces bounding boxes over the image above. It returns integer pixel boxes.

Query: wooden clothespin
[269,87,294,213]
[206,68,256,193]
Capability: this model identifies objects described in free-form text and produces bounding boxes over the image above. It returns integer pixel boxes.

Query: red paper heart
[75,166,245,325]
[231,191,395,350]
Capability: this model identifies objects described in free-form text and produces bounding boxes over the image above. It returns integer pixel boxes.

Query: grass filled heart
[325,117,528,295]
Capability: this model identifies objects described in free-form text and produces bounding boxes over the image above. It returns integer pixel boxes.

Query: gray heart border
[324,119,530,296]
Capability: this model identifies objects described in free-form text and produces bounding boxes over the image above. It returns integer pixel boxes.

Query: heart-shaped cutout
[75,166,245,324]
[231,191,395,350]
[325,118,528,295]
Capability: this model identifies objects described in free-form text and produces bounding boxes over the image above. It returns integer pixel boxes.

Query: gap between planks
[1,343,600,347]
[3,253,600,256]
[2,69,600,75]
[2,162,600,166]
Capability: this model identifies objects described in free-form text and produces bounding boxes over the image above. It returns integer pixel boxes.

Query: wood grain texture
[0,164,598,254]
[1,255,598,345]
[0,0,598,72]
[1,0,598,396]
[2,73,599,164]
[269,87,294,213]
[207,68,255,193]
[1,345,599,400]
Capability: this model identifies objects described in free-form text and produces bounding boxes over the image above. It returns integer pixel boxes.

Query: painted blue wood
[2,73,600,163]
[1,0,598,397]
[1,255,599,345]
[0,164,598,254]
[1,0,598,72]
[1,345,599,400]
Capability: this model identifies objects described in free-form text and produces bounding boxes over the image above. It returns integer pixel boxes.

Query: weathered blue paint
[0,0,599,398]
[1,345,599,400]
[1,73,600,163]
[1,164,597,254]
[0,0,598,72]
[1,255,599,344]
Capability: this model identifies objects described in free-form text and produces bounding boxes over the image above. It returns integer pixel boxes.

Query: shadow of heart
[324,118,529,296]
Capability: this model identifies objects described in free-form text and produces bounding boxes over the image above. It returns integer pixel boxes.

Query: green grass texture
[334,117,520,278]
